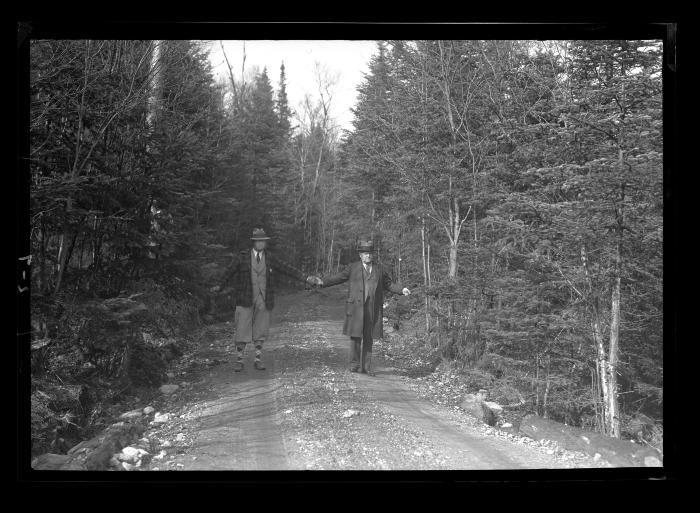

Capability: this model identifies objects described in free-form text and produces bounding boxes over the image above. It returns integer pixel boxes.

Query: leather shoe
[234,361,244,372]
[349,365,360,373]
[254,360,266,370]
[360,367,375,376]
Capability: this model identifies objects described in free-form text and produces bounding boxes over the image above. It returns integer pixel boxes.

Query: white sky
[207,40,379,132]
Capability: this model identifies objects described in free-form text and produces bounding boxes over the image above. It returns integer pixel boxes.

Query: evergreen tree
[336,39,663,437]
[343,41,397,238]
[276,62,292,134]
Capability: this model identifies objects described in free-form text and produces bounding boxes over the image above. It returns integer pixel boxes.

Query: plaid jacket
[220,249,306,310]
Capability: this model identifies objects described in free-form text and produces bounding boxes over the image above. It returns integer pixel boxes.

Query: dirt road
[141,287,603,471]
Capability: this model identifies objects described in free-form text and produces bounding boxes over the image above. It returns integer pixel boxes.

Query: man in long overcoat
[312,239,411,375]
[214,228,318,371]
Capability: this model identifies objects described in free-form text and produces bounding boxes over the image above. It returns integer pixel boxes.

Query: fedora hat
[356,240,375,252]
[251,228,271,240]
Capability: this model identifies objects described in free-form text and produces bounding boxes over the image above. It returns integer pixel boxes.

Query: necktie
[257,252,261,264]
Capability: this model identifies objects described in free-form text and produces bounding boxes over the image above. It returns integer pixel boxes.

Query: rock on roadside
[31,453,71,471]
[119,409,143,421]
[113,446,151,469]
[460,393,504,427]
[159,384,179,395]
[151,412,171,424]
[519,414,663,467]
[33,421,145,471]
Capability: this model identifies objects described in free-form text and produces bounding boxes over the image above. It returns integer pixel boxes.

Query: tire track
[158,289,575,470]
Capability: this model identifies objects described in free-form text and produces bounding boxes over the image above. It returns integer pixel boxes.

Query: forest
[26,39,664,457]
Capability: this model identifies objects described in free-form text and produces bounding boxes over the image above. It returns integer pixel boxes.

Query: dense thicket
[28,39,663,455]
[336,40,663,445]
[28,39,306,455]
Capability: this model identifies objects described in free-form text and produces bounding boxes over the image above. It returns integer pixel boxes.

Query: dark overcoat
[322,261,404,339]
[220,249,306,310]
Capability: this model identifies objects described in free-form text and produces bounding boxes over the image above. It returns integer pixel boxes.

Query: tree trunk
[473,202,478,313]
[607,154,625,438]
[535,355,541,416]
[593,311,610,434]
[119,332,135,388]
[449,243,458,281]
[397,243,402,284]
[79,233,86,269]
[543,356,551,419]
[426,228,432,288]
[446,178,458,281]
[39,218,47,293]
[54,40,93,295]
[295,144,307,226]
[54,206,73,295]
[421,216,430,334]
[592,367,602,433]
[63,230,80,277]
[142,40,163,274]
[328,232,334,274]
[608,270,621,437]
[582,244,611,434]
[496,295,502,330]
[311,133,324,198]
[146,40,163,130]
[91,216,99,267]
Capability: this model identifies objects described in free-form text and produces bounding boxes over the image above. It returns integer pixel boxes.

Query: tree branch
[564,113,617,141]
[457,204,472,233]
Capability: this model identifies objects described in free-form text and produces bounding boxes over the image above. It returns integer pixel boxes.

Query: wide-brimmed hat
[356,240,375,252]
[251,228,271,240]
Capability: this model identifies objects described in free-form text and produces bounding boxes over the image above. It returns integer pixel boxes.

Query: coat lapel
[361,263,379,302]
[368,263,378,292]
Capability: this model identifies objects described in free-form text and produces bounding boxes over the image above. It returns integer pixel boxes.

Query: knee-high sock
[350,337,361,364]
[254,343,263,361]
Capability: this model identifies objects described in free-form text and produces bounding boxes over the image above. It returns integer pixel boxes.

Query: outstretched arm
[270,255,325,287]
[270,255,308,283]
[212,256,239,291]
[319,264,352,288]
[383,270,411,296]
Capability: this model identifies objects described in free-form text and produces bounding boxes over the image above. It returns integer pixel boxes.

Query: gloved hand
[402,287,411,296]
[306,275,323,287]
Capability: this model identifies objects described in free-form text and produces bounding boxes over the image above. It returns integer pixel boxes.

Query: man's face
[253,240,267,251]
[359,252,373,264]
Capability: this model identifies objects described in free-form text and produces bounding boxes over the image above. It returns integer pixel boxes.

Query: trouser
[234,291,270,360]
[350,298,373,371]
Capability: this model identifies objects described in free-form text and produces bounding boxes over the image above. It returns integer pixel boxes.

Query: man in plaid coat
[214,228,318,371]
